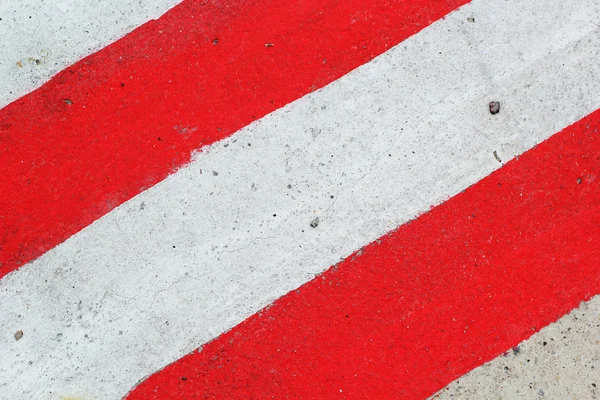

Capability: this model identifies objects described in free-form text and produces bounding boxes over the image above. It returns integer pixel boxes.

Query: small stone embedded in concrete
[577,177,583,184]
[493,151,502,163]
[310,217,319,228]
[467,17,475,22]
[14,330,23,341]
[489,101,501,114]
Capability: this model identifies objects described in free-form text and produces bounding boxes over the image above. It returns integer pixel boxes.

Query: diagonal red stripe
[0,0,469,277]
[126,109,600,399]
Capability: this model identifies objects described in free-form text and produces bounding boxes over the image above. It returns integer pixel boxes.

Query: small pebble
[14,330,23,341]
[310,217,319,228]
[489,101,501,115]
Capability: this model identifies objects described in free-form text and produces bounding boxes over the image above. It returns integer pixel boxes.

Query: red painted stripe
[126,110,600,399]
[0,0,469,277]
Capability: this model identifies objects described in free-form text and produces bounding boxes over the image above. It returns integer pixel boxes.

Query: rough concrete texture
[2,0,600,398]
[431,295,600,399]
[0,0,180,108]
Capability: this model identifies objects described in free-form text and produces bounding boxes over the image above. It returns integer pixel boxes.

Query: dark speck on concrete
[213,39,218,45]
[287,184,292,189]
[489,101,501,115]
[467,17,475,22]
[63,99,73,105]
[212,170,219,176]
[512,346,521,355]
[310,217,319,228]
[493,151,502,163]
[14,330,23,341]
[577,177,583,184]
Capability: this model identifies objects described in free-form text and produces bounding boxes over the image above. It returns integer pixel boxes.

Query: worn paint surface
[432,296,600,399]
[0,0,182,108]
[126,107,600,398]
[0,0,469,276]
[1,0,599,398]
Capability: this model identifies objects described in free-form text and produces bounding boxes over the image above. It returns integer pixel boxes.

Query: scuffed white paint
[2,0,600,398]
[0,0,181,108]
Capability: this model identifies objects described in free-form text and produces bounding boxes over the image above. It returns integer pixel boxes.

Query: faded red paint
[127,110,600,399]
[0,0,469,277]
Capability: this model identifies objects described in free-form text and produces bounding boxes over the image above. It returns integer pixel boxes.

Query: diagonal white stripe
[2,0,600,398]
[0,0,181,108]
[430,295,600,400]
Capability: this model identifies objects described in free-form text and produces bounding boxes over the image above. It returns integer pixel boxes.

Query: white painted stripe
[430,295,600,400]
[2,0,600,398]
[0,0,181,108]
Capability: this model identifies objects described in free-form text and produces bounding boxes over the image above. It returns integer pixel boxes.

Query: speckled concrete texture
[0,0,180,108]
[2,0,600,398]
